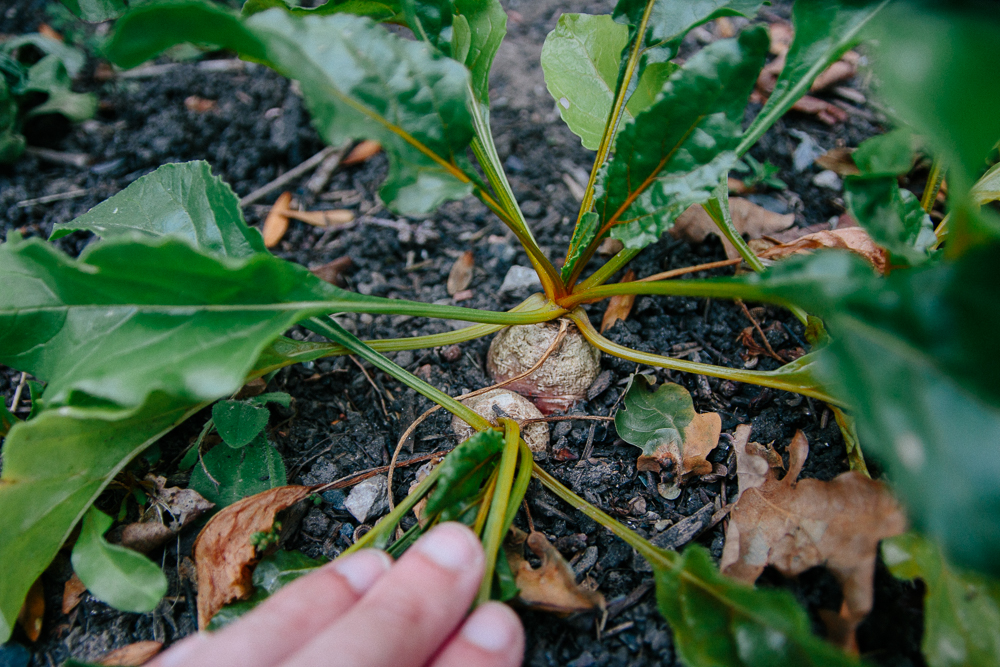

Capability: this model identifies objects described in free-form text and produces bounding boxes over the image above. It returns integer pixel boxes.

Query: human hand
[146,522,524,667]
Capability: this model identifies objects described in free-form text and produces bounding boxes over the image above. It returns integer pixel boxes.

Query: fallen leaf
[120,522,176,555]
[679,412,722,477]
[99,641,163,666]
[284,208,354,228]
[193,485,312,629]
[727,176,751,195]
[672,198,795,259]
[600,270,636,333]
[730,424,766,501]
[263,191,292,248]
[506,529,605,615]
[768,21,794,56]
[815,147,860,176]
[791,95,849,125]
[145,474,215,530]
[447,251,475,296]
[757,227,888,274]
[62,573,87,614]
[811,52,859,93]
[17,578,44,642]
[597,237,624,256]
[184,96,217,113]
[38,24,63,42]
[721,431,907,651]
[342,140,382,165]
[310,256,353,286]
[715,16,735,38]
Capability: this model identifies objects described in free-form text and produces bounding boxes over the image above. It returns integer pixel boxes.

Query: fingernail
[415,522,482,571]
[461,603,519,653]
[157,633,208,667]
[329,549,392,595]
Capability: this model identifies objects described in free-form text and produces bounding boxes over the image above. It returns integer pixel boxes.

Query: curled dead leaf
[672,198,795,259]
[263,191,292,248]
[757,227,888,274]
[506,529,605,615]
[815,147,860,176]
[679,412,722,477]
[62,573,87,614]
[600,270,636,333]
[193,485,312,629]
[17,578,44,642]
[447,251,475,296]
[310,256,353,286]
[721,431,907,651]
[342,140,382,166]
[99,641,163,666]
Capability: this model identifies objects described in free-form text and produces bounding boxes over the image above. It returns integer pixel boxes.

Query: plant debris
[672,198,795,259]
[505,528,605,615]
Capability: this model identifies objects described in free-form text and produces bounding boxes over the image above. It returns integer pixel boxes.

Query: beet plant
[2,0,999,663]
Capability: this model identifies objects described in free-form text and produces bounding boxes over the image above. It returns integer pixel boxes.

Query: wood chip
[310,256,353,286]
[600,270,636,333]
[263,191,292,248]
[99,641,163,666]
[446,251,475,296]
[342,140,382,166]
[184,96,217,113]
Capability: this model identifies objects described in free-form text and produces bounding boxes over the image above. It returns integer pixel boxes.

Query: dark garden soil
[0,0,926,665]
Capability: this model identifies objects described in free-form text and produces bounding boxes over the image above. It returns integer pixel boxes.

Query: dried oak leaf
[506,529,605,615]
[757,227,888,274]
[672,198,795,259]
[729,424,782,502]
[193,485,312,629]
[99,641,163,666]
[600,270,636,333]
[447,250,475,296]
[62,573,87,614]
[121,475,215,554]
[721,431,907,651]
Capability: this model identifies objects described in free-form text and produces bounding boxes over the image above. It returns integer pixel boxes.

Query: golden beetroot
[452,389,550,459]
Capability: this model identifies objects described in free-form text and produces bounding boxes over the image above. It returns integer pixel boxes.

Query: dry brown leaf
[184,96,217,113]
[284,208,355,228]
[506,529,605,615]
[721,431,907,651]
[17,578,44,642]
[263,191,292,248]
[768,21,793,55]
[672,198,795,259]
[600,270,636,333]
[62,573,87,614]
[757,227,888,274]
[811,52,859,92]
[792,95,849,125]
[815,147,859,176]
[310,256,353,286]
[715,16,735,38]
[680,412,722,477]
[38,24,63,42]
[99,641,163,666]
[193,485,312,629]
[120,522,176,555]
[342,140,382,166]
[145,475,215,529]
[447,251,475,295]
[727,176,751,195]
[597,237,624,256]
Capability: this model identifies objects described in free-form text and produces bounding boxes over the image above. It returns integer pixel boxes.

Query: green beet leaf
[70,507,169,614]
[450,0,506,106]
[2,34,87,79]
[247,392,292,408]
[972,162,1000,207]
[844,175,936,266]
[652,545,859,666]
[614,376,694,459]
[190,433,287,509]
[241,0,402,22]
[212,400,271,448]
[59,0,128,22]
[882,532,1000,667]
[207,549,326,630]
[50,161,266,259]
[0,394,201,642]
[17,56,97,124]
[424,429,503,518]
[404,0,455,56]
[738,245,1000,575]
[105,1,476,215]
[595,28,766,250]
[739,0,889,156]
[561,211,600,283]
[540,13,676,151]
[853,127,916,176]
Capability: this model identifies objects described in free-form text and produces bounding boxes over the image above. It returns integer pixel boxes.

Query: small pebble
[813,169,843,190]
[441,345,462,362]
[343,475,389,523]
[498,265,542,293]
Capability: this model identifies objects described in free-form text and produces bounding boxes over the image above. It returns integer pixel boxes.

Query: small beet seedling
[2,1,999,664]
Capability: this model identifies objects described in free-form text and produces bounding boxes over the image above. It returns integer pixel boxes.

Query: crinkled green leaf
[424,429,503,517]
[653,545,859,666]
[189,434,287,508]
[541,14,676,151]
[212,400,270,448]
[882,532,1000,667]
[612,0,763,69]
[19,55,97,123]
[1,34,87,79]
[51,161,267,259]
[561,211,600,283]
[615,376,694,458]
[596,28,767,250]
[207,549,325,630]
[451,0,506,105]
[404,0,455,55]
[972,162,1000,207]
[853,127,915,176]
[844,175,935,266]
[739,0,889,156]
[59,0,128,22]
[70,507,168,613]
[242,0,402,22]
[247,392,292,408]
[106,2,476,215]
[737,245,1000,575]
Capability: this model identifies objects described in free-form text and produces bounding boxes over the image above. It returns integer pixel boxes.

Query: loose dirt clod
[452,389,550,458]
[487,322,601,414]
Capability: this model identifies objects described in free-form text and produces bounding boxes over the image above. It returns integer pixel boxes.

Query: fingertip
[327,548,393,595]
[413,521,485,573]
[460,603,524,654]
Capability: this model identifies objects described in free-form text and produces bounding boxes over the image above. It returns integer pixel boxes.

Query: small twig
[737,300,784,363]
[348,355,389,418]
[519,415,614,425]
[522,499,535,533]
[239,145,341,207]
[16,188,90,207]
[581,422,598,461]
[311,450,444,495]
[385,320,571,512]
[24,147,90,168]
[638,258,742,283]
[306,144,350,194]
[9,372,27,413]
